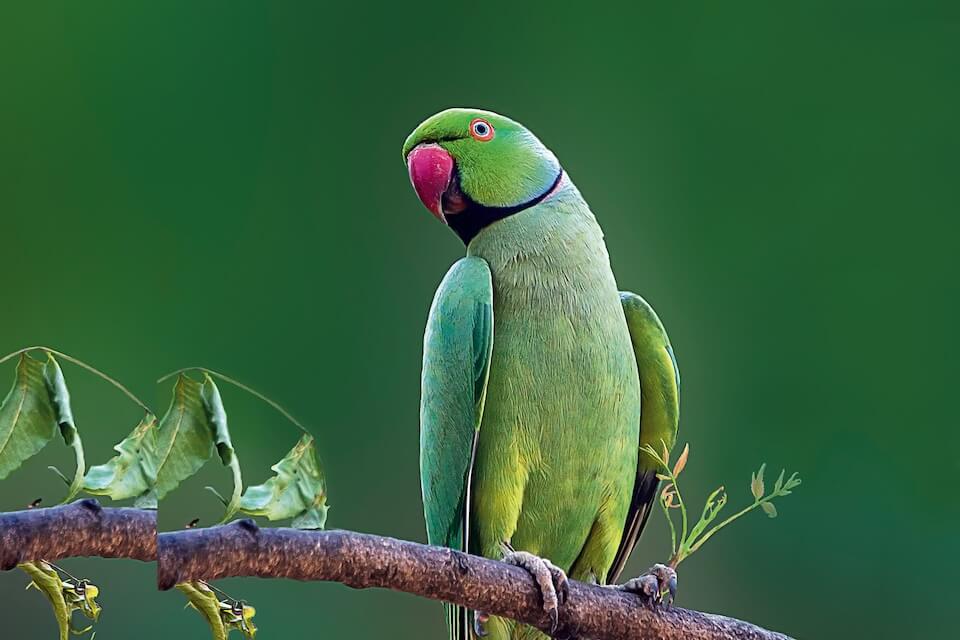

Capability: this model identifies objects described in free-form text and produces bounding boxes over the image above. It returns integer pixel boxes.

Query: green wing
[608,291,680,583]
[420,257,493,640]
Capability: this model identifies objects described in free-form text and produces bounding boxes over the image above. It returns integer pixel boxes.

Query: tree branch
[0,503,792,639]
[0,499,156,569]
[158,520,793,640]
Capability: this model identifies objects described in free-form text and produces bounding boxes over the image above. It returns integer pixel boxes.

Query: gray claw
[473,611,489,637]
[555,567,569,606]
[666,573,678,606]
[647,564,677,606]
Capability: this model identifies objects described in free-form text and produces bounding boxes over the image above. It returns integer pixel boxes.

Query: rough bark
[158,519,793,640]
[0,499,156,568]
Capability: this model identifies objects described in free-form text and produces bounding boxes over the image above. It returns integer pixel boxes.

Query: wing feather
[608,292,680,583]
[419,257,494,640]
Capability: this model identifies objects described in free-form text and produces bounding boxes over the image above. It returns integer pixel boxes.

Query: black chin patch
[446,170,564,245]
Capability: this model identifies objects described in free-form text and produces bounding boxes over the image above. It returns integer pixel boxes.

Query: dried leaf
[751,463,766,501]
[672,443,690,477]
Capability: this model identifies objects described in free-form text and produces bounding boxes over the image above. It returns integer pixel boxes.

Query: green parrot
[403,109,680,640]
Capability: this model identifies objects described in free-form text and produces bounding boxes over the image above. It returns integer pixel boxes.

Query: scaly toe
[617,574,660,605]
[503,551,567,631]
[613,563,679,608]
[545,558,569,606]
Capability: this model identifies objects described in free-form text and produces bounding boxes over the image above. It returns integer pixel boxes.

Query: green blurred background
[1,1,956,638]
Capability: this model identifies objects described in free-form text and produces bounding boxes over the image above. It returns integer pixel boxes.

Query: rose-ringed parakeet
[404,109,680,640]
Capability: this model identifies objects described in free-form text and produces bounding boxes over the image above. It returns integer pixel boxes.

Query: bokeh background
[1,2,956,638]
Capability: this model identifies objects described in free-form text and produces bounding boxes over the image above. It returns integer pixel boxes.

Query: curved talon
[647,564,678,606]
[616,563,678,608]
[552,563,569,606]
[665,572,678,607]
[502,551,568,632]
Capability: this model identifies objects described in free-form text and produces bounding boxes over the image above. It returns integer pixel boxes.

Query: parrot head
[403,108,563,244]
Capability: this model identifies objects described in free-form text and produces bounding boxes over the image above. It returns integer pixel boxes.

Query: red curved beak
[407,144,454,222]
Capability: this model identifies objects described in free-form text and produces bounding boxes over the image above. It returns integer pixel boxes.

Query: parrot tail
[445,602,470,640]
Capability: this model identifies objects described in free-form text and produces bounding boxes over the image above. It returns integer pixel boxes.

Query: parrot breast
[466,180,642,590]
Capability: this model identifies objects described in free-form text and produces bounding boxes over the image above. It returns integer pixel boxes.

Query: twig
[158,521,794,640]
[0,499,156,568]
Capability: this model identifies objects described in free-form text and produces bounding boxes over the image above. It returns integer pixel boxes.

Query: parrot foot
[473,611,489,637]
[615,563,677,608]
[502,551,569,632]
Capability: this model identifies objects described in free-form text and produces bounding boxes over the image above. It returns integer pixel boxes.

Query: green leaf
[0,354,58,480]
[773,469,785,494]
[177,581,257,640]
[782,472,802,493]
[42,354,86,503]
[133,490,158,509]
[201,375,234,465]
[19,561,101,640]
[240,434,327,529]
[82,414,159,503]
[687,486,728,543]
[177,582,228,640]
[750,463,766,501]
[761,501,778,518]
[199,375,243,524]
[154,375,215,500]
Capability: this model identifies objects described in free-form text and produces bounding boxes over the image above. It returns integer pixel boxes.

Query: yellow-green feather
[465,181,641,639]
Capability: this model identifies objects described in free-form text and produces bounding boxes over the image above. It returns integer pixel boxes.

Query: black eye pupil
[475,123,488,135]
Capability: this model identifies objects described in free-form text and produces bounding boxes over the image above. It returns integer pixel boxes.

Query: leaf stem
[41,560,84,584]
[198,579,243,603]
[157,367,310,435]
[687,498,768,555]
[0,346,153,414]
[661,498,678,557]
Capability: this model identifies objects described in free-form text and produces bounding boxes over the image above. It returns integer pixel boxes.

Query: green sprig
[641,442,801,568]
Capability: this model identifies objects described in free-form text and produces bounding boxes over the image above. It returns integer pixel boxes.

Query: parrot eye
[470,118,495,142]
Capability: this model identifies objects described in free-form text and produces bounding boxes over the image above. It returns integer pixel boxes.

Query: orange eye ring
[470,118,495,142]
